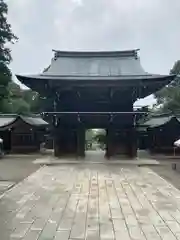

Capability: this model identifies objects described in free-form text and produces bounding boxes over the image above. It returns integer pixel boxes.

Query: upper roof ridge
[52,49,140,59]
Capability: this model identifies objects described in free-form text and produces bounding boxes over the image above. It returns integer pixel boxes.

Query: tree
[86,129,95,142]
[8,82,30,114]
[6,82,44,114]
[0,0,17,112]
[93,130,106,145]
[22,89,40,112]
[170,60,180,75]
[154,61,180,114]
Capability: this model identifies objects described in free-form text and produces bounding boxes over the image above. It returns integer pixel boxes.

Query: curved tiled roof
[21,116,48,126]
[16,49,175,80]
[16,50,176,100]
[143,116,173,128]
[52,49,140,57]
[42,49,147,77]
[0,115,48,129]
[142,114,180,129]
[0,116,16,128]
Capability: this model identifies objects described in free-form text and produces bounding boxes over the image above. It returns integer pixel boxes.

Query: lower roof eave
[16,74,175,81]
[16,74,175,89]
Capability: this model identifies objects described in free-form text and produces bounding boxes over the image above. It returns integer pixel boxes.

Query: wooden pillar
[54,137,61,157]
[77,127,85,158]
[106,127,137,159]
[105,128,114,159]
[54,127,62,157]
[127,127,137,158]
[54,126,78,157]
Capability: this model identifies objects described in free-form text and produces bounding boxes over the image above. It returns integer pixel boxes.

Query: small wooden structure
[0,115,48,153]
[141,114,180,154]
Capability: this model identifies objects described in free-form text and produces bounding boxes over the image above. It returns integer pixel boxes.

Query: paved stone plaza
[1,164,180,239]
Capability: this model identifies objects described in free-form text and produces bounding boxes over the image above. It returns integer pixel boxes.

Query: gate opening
[85,129,106,152]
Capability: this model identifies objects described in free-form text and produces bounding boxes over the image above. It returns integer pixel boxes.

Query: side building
[0,115,48,153]
[140,114,180,154]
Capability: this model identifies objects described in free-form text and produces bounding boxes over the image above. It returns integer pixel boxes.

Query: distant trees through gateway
[85,129,106,150]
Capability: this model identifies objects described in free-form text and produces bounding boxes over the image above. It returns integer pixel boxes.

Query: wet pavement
[0,181,15,197]
[0,157,40,183]
[1,164,180,239]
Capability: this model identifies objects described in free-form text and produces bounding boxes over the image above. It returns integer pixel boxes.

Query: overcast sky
[6,0,180,106]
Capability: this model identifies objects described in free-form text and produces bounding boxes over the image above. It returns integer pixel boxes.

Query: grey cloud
[53,0,180,73]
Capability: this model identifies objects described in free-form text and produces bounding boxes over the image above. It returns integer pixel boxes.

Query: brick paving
[1,164,180,239]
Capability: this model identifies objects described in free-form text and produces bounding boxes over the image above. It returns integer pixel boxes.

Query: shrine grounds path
[0,156,40,183]
[0,155,40,197]
[2,156,180,239]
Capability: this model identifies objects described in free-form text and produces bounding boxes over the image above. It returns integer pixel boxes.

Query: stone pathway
[0,181,15,197]
[1,165,180,239]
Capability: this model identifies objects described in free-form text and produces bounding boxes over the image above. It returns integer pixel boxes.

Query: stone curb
[33,159,160,166]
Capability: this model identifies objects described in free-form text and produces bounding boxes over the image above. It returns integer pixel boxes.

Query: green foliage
[86,129,106,143]
[154,61,180,114]
[0,0,17,111]
[135,106,149,123]
[7,82,43,114]
[9,98,30,115]
[170,60,180,75]
[7,82,30,114]
[93,132,106,144]
[0,1,43,114]
[155,85,180,113]
[23,89,40,112]
[85,129,94,141]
